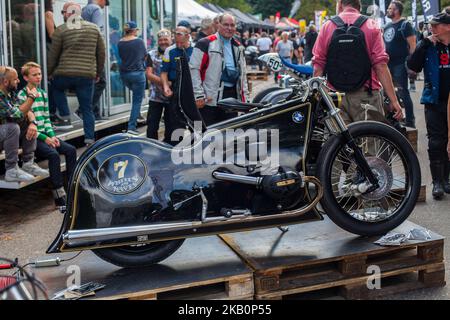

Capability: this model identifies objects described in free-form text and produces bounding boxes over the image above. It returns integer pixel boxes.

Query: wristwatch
[27,93,37,101]
[31,120,38,126]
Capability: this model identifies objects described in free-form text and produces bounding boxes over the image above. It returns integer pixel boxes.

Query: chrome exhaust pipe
[212,171,263,186]
[63,221,200,243]
[63,177,323,246]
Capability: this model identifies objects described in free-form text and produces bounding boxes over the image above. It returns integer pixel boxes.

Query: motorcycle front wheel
[317,121,421,236]
[92,239,185,268]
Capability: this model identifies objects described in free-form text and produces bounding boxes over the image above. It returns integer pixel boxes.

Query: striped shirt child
[17,87,56,142]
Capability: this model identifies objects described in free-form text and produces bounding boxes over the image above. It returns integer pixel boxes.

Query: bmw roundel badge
[292,111,305,124]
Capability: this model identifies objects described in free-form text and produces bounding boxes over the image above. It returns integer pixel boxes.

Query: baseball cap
[177,20,192,31]
[429,12,450,25]
[124,21,138,30]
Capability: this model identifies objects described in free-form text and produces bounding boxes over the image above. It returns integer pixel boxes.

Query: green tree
[292,0,336,23]
[196,0,252,13]
[247,0,296,17]
[443,0,450,9]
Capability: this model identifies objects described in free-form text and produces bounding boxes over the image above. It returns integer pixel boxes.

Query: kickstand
[278,226,289,233]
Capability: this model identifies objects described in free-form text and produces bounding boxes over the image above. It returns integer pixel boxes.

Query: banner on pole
[412,0,418,28]
[420,0,440,22]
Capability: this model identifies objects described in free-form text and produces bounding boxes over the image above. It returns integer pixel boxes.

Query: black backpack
[325,15,372,92]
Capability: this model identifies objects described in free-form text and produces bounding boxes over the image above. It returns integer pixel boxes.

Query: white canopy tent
[177,0,218,27]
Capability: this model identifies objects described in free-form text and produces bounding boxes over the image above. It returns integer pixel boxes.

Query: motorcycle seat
[217,98,265,113]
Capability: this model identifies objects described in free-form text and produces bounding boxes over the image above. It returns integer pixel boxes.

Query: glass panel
[130,0,144,39]
[0,0,6,65]
[146,0,160,50]
[53,0,88,27]
[163,0,174,30]
[5,0,42,86]
[108,0,128,107]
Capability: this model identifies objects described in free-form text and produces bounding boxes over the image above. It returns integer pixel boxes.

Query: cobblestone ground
[0,78,449,299]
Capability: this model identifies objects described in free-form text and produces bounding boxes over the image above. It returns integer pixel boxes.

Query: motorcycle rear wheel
[92,239,185,268]
[317,121,421,236]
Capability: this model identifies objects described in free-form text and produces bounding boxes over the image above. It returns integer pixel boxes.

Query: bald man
[0,66,48,182]
[47,2,105,146]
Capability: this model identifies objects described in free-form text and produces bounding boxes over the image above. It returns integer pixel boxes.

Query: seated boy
[18,62,77,210]
[0,65,48,183]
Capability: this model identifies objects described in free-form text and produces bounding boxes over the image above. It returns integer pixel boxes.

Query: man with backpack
[312,0,403,124]
[384,1,417,128]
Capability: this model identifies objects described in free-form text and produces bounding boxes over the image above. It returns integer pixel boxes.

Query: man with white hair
[196,18,216,42]
[190,13,249,126]
[276,32,294,63]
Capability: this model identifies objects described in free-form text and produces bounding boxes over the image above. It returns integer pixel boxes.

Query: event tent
[201,3,274,31]
[201,2,226,14]
[226,8,261,29]
[243,12,275,31]
[177,0,218,27]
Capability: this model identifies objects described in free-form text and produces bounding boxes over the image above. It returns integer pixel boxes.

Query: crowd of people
[0,0,449,213]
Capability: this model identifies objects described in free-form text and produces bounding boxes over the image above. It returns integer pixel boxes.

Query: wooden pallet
[247,71,269,81]
[393,184,427,203]
[33,236,254,300]
[218,217,445,300]
[248,75,269,81]
[406,127,418,153]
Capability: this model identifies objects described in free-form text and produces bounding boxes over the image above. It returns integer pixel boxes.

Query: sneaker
[137,115,147,125]
[74,109,83,120]
[53,115,74,130]
[52,188,67,214]
[85,139,95,148]
[5,166,35,183]
[127,130,140,136]
[22,162,49,177]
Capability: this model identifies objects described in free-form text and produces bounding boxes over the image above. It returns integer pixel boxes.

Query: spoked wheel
[93,239,185,268]
[317,121,421,236]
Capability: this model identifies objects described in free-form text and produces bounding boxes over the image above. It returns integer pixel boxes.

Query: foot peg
[221,208,251,219]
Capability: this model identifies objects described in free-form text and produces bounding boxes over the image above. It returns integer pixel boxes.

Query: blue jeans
[121,71,146,131]
[389,62,415,127]
[36,139,77,189]
[52,76,95,140]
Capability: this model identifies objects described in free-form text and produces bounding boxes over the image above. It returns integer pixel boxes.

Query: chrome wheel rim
[330,136,410,223]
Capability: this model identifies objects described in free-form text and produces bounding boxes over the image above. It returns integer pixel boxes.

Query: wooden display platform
[33,218,444,300]
[406,127,418,153]
[218,217,445,300]
[33,236,254,300]
[247,71,268,81]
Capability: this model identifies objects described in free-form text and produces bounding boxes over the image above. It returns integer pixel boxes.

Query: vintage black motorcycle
[47,54,421,268]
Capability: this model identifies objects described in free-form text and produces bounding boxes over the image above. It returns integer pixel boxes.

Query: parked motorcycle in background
[244,46,260,70]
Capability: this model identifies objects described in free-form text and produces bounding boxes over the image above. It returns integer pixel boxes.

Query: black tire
[92,239,185,268]
[252,87,282,103]
[317,121,421,236]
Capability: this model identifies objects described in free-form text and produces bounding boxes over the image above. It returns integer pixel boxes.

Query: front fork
[318,84,380,192]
